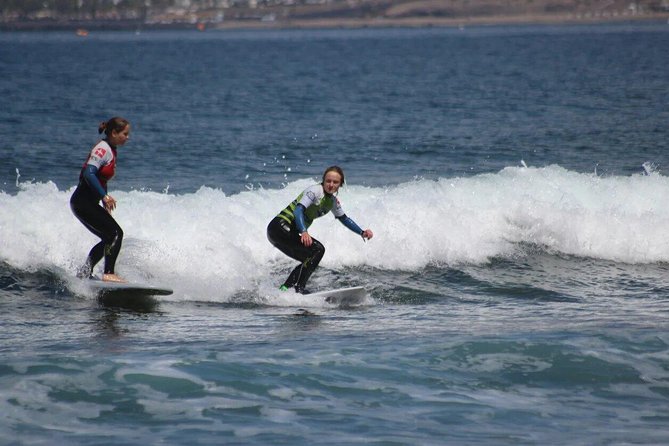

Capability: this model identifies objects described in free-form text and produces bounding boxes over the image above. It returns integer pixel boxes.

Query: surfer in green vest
[267,165,373,294]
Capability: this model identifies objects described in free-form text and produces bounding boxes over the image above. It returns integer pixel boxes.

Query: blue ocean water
[1,23,669,445]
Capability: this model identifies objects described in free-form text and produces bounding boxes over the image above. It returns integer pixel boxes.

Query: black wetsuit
[70,142,123,278]
[266,183,364,294]
[266,216,325,294]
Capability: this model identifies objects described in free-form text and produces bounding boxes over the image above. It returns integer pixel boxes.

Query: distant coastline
[2,14,668,32]
[1,0,667,32]
[209,13,669,30]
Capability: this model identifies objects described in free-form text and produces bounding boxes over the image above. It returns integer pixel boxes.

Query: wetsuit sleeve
[82,164,107,198]
[337,214,364,235]
[294,204,308,233]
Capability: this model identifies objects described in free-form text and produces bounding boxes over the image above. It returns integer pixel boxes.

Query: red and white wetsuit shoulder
[83,140,116,186]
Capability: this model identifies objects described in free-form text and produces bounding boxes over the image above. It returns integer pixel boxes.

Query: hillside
[1,0,667,30]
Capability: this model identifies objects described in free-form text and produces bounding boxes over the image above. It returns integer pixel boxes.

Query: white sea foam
[2,165,669,301]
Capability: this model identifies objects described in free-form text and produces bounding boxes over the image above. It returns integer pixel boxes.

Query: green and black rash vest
[277,184,365,236]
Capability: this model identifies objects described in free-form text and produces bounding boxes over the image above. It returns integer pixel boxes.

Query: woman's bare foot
[102,273,127,283]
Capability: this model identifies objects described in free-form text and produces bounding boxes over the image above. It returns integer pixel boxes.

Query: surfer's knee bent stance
[101,224,123,274]
[285,240,324,293]
[70,117,130,281]
[70,193,124,276]
[266,166,373,294]
[266,217,325,292]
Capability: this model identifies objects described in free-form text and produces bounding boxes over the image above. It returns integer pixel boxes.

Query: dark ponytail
[98,117,129,137]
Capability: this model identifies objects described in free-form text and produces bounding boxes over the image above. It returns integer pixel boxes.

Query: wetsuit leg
[70,192,123,276]
[267,217,325,293]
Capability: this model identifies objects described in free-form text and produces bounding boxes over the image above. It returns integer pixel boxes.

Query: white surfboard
[309,286,367,306]
[88,278,173,296]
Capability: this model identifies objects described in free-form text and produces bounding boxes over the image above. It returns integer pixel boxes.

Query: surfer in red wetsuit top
[70,117,130,283]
